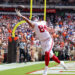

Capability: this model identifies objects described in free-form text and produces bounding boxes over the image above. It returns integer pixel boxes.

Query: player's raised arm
[15,9,34,28]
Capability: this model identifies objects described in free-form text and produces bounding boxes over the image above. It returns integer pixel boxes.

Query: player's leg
[43,51,50,75]
[50,50,60,63]
[41,41,50,75]
[50,50,67,70]
[43,38,55,75]
[45,51,50,66]
[44,39,54,66]
[43,51,49,75]
[48,40,60,64]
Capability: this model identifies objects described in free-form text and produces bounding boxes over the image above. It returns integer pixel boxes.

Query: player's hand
[15,9,22,17]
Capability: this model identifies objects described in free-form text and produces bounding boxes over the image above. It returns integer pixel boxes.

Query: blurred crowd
[0,13,75,63]
[0,0,75,6]
[48,14,75,60]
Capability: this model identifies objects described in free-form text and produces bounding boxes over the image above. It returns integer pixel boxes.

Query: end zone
[27,62,75,74]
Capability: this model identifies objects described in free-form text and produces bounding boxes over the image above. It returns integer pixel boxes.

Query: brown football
[17,5,25,10]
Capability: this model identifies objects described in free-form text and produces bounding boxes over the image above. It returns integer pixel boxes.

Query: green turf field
[0,61,75,75]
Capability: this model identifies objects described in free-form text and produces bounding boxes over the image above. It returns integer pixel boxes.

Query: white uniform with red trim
[33,21,54,58]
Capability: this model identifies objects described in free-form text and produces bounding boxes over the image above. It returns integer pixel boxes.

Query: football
[16,5,25,10]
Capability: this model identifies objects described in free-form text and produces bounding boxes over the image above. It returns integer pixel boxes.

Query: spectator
[18,38,26,63]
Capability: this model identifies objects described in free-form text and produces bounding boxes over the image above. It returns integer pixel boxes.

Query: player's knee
[50,53,54,58]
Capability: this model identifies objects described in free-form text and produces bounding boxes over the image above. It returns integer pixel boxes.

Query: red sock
[45,51,50,66]
[52,55,60,64]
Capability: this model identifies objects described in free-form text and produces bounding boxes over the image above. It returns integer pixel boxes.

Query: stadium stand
[0,0,75,63]
[0,0,75,5]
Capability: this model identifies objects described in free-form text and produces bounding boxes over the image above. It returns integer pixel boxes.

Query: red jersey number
[38,25,47,32]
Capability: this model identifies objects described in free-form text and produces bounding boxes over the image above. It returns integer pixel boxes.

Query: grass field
[0,61,75,75]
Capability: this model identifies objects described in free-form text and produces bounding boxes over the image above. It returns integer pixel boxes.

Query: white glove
[15,9,22,17]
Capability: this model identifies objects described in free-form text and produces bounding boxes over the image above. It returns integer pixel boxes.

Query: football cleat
[43,66,48,75]
[60,61,68,70]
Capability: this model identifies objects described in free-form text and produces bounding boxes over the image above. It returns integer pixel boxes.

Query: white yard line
[0,62,44,71]
[30,62,75,74]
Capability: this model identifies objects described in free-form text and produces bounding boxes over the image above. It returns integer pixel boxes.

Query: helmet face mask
[31,16,39,21]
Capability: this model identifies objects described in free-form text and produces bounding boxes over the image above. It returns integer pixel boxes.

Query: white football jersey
[33,21,51,41]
